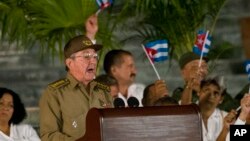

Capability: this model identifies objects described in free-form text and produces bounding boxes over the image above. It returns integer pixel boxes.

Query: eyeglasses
[71,53,99,60]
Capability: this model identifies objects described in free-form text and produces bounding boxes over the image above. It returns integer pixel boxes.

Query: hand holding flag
[142,39,169,80]
[95,0,113,15]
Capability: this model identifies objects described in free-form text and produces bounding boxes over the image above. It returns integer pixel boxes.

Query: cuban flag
[245,60,250,81]
[193,30,212,57]
[96,0,112,10]
[144,39,168,63]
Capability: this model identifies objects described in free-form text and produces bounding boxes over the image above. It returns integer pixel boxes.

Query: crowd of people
[1,14,250,141]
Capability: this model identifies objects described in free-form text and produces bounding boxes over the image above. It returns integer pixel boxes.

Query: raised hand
[154,80,169,98]
[238,94,250,121]
[85,14,98,40]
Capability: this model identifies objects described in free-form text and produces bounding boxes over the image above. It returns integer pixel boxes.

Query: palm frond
[0,0,29,47]
[0,0,228,67]
[111,0,227,59]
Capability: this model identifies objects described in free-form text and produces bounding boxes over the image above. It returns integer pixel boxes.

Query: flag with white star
[144,39,169,63]
[96,0,112,10]
[193,30,212,56]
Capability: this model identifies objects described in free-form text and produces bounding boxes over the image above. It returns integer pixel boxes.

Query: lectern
[77,104,203,141]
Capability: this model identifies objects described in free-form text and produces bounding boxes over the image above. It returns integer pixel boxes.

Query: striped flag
[144,39,169,63]
[193,30,212,57]
[96,0,112,10]
[245,60,250,81]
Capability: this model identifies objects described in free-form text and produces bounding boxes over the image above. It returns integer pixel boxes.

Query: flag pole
[141,44,161,80]
[235,86,250,112]
[198,30,209,67]
[95,9,101,15]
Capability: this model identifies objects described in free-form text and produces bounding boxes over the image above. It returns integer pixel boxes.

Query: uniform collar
[66,72,98,93]
[66,73,81,88]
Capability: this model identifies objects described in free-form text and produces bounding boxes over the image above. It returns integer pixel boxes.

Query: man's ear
[181,69,185,77]
[181,68,188,81]
[111,66,116,74]
[65,58,72,69]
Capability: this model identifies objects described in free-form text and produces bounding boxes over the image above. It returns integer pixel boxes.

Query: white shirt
[118,83,145,107]
[0,123,40,141]
[202,108,228,141]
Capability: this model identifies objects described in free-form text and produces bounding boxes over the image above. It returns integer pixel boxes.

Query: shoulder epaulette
[49,78,69,89]
[94,81,110,91]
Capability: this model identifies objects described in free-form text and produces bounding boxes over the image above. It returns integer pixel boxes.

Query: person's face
[198,83,223,106]
[112,55,137,85]
[0,93,14,124]
[66,49,98,85]
[182,60,208,91]
[110,85,119,98]
[182,60,208,81]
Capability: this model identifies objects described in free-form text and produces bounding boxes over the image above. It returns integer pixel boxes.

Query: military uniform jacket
[39,73,113,141]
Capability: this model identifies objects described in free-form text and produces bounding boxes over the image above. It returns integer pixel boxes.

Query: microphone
[127,97,139,107]
[113,98,125,108]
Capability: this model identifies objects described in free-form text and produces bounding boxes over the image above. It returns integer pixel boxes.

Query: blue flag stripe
[96,0,102,7]
[96,0,112,8]
[193,47,208,56]
[154,56,168,62]
[245,60,250,73]
[145,40,168,48]
[244,60,250,81]
[144,39,169,63]
[192,30,211,57]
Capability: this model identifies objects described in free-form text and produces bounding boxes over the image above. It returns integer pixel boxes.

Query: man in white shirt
[103,49,145,106]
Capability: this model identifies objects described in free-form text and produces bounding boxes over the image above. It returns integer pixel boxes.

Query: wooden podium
[77,104,203,141]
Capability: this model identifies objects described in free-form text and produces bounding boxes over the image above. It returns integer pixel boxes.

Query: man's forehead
[184,59,200,67]
[121,55,134,63]
[187,59,207,66]
[75,48,96,54]
[202,83,221,90]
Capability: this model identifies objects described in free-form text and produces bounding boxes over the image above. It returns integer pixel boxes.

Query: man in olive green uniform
[172,52,236,111]
[39,15,113,141]
[172,52,208,104]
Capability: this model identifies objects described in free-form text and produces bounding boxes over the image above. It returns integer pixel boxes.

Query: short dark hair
[103,49,133,75]
[200,78,225,96]
[0,87,27,125]
[142,83,154,106]
[153,96,178,106]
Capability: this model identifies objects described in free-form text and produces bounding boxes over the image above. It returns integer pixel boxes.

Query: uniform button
[72,121,77,128]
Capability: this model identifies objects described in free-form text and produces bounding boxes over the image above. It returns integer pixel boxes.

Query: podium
[77,104,203,141]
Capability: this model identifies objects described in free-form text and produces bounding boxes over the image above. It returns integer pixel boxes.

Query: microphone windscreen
[127,97,139,107]
[113,98,125,108]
